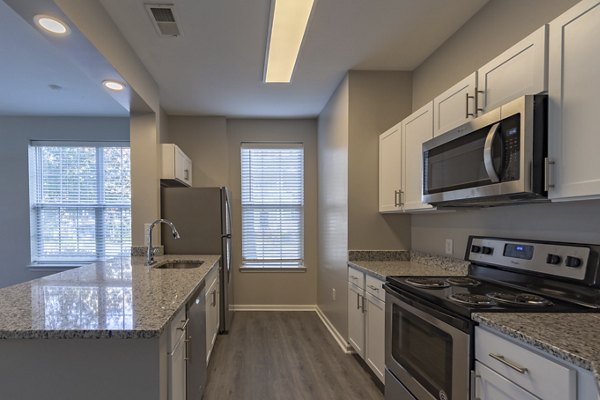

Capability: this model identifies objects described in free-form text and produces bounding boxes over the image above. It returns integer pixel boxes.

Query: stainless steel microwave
[422,95,548,207]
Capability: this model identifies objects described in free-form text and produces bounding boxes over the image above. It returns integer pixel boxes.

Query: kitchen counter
[474,312,600,391]
[0,254,220,339]
[348,251,469,280]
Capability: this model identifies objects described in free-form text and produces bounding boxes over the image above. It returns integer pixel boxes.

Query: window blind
[29,143,131,263]
[241,143,304,268]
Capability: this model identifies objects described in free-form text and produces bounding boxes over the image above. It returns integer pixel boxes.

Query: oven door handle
[483,122,501,183]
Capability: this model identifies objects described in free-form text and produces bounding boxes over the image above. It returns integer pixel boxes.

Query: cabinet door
[402,102,434,212]
[169,334,186,400]
[477,25,547,113]
[433,72,477,136]
[365,294,385,383]
[548,0,600,201]
[475,362,539,400]
[175,147,192,186]
[379,122,403,212]
[347,283,365,357]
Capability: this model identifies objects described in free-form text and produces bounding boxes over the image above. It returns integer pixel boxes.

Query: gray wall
[0,117,129,288]
[348,71,412,250]
[410,0,592,256]
[317,77,350,337]
[168,116,318,306]
[317,72,413,339]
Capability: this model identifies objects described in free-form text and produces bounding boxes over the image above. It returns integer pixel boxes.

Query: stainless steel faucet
[146,219,181,265]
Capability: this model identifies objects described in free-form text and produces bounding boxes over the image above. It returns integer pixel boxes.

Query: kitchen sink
[155,261,204,269]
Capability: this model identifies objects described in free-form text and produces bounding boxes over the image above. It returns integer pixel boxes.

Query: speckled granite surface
[131,246,164,257]
[474,313,600,389]
[348,250,410,262]
[348,255,468,281]
[0,255,219,339]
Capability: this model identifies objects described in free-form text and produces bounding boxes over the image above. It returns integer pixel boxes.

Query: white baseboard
[231,304,317,311]
[315,306,353,354]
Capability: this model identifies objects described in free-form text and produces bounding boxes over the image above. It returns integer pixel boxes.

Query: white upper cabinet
[162,144,193,187]
[378,122,403,212]
[402,102,434,212]
[433,72,477,136]
[548,0,600,201]
[477,25,548,113]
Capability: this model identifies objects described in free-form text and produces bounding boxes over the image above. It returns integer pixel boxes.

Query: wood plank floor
[203,312,384,400]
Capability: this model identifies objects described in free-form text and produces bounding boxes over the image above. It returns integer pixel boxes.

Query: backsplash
[348,250,410,262]
[131,246,164,257]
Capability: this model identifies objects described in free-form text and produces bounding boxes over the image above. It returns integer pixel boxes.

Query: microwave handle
[483,122,501,183]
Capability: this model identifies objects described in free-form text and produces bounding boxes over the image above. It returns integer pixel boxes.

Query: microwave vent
[145,4,182,37]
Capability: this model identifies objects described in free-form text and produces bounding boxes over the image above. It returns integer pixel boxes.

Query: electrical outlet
[445,239,453,255]
[144,223,152,247]
[332,288,336,301]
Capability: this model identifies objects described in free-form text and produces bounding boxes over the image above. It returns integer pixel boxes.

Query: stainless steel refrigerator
[161,186,233,333]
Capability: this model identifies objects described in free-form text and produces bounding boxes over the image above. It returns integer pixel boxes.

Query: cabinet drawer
[475,361,539,400]
[169,306,187,351]
[365,274,385,302]
[348,266,365,289]
[476,327,576,400]
[205,264,219,290]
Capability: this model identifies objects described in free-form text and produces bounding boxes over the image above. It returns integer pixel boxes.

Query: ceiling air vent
[145,4,182,37]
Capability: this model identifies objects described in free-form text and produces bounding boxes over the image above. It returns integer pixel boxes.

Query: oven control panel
[468,237,590,281]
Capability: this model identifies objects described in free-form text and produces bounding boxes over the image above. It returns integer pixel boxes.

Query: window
[241,143,304,269]
[29,142,131,264]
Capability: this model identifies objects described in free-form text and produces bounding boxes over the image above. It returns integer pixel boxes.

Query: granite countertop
[0,255,220,340]
[348,251,469,280]
[474,313,600,390]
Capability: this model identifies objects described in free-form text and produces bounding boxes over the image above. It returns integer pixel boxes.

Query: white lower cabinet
[475,361,539,400]
[168,307,187,400]
[475,327,599,400]
[347,281,365,357]
[347,267,385,383]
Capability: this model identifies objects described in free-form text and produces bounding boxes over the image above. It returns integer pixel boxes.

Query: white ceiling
[99,0,488,118]
[0,0,128,117]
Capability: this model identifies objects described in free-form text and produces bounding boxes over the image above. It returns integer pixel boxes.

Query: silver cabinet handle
[476,90,485,113]
[483,122,501,183]
[184,336,191,361]
[356,292,361,309]
[394,190,400,207]
[361,295,366,313]
[367,284,379,291]
[350,276,358,281]
[184,169,189,181]
[211,290,217,307]
[466,92,476,118]
[177,318,189,331]
[544,157,555,191]
[399,190,404,206]
[489,353,529,374]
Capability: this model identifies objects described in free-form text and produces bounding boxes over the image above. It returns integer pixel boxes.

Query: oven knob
[471,245,482,253]
[565,256,582,268]
[546,254,562,265]
[482,246,493,255]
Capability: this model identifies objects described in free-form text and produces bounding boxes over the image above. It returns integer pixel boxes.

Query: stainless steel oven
[385,286,472,400]
[422,95,547,207]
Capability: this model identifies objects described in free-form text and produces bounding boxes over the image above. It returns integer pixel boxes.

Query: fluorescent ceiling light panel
[264,0,314,83]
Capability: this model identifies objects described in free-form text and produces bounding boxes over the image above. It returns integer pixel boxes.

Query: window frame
[28,141,131,266]
[240,142,306,272]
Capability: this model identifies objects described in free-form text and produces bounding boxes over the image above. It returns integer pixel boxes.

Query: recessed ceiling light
[102,80,126,91]
[264,0,315,83]
[34,15,70,35]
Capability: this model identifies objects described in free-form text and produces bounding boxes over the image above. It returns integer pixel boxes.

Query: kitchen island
[0,254,219,400]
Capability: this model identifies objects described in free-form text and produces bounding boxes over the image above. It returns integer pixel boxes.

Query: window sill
[240,266,307,273]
